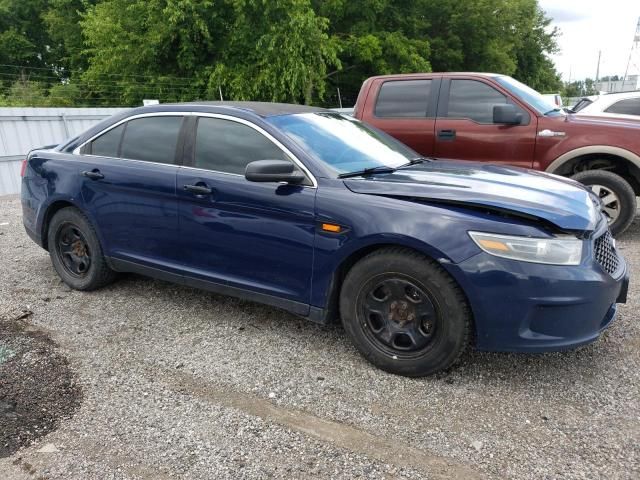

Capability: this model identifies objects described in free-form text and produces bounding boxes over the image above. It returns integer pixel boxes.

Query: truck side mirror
[493,104,523,125]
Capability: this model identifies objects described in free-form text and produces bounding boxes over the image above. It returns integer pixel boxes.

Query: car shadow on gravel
[0,310,82,458]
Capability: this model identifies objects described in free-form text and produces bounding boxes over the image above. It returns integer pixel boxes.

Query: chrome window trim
[72,111,318,188]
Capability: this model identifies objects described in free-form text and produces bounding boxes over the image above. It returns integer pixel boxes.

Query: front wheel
[339,248,472,377]
[572,170,636,236]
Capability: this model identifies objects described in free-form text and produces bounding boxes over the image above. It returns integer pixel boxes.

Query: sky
[538,0,640,81]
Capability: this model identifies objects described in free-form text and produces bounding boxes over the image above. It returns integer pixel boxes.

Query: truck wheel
[47,207,116,290]
[339,247,471,377]
[572,170,636,236]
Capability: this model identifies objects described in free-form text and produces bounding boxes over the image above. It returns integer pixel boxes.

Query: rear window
[374,80,432,118]
[85,123,125,157]
[119,116,183,164]
[605,98,640,116]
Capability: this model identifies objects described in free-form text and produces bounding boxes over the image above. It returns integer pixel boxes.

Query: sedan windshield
[267,112,416,175]
[495,75,565,117]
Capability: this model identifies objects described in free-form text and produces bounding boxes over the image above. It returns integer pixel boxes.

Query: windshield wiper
[337,165,397,179]
[399,156,433,168]
[543,107,562,115]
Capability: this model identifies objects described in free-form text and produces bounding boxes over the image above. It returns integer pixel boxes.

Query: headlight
[468,231,583,265]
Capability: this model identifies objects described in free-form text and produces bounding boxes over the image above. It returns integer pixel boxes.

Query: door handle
[81,170,104,180]
[437,129,456,140]
[183,184,213,195]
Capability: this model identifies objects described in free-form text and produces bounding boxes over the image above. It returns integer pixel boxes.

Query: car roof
[161,101,328,117]
[596,91,640,100]
[365,72,502,81]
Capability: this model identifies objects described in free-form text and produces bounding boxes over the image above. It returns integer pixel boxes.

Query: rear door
[176,115,316,308]
[434,78,537,168]
[363,78,439,156]
[76,114,185,268]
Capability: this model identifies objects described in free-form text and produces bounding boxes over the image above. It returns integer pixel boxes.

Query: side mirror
[493,104,523,125]
[245,160,305,184]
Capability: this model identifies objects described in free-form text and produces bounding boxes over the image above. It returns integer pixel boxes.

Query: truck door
[434,78,536,168]
[361,78,439,156]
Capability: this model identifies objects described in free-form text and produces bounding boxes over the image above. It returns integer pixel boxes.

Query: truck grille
[594,230,619,275]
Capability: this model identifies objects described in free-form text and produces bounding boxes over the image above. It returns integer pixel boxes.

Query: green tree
[43,0,98,73]
[0,0,50,67]
[80,0,339,105]
[0,0,563,107]
[0,79,48,106]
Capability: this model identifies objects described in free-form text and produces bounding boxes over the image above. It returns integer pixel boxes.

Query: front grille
[594,230,619,275]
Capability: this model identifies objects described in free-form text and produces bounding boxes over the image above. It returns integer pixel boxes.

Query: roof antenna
[218,86,224,102]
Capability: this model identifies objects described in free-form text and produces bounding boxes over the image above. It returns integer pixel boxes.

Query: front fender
[545,145,640,174]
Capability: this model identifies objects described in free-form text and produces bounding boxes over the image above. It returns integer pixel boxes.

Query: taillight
[20,159,27,177]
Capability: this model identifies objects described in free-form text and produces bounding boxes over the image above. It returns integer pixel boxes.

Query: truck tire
[339,247,471,377]
[572,170,636,236]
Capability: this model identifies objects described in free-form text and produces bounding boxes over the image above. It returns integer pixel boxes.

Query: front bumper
[449,249,628,353]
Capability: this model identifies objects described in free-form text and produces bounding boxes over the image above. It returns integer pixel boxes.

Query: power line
[0,72,207,89]
[0,63,205,82]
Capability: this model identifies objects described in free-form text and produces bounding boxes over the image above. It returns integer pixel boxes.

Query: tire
[47,207,116,290]
[339,247,472,377]
[571,170,636,236]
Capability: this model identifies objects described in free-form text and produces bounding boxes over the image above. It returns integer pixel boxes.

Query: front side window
[446,80,509,123]
[495,75,562,116]
[194,117,289,175]
[605,98,640,116]
[85,123,125,157]
[120,116,183,164]
[375,80,432,118]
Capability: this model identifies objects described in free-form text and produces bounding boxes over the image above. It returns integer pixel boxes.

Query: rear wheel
[48,207,116,290]
[339,248,472,377]
[572,170,636,236]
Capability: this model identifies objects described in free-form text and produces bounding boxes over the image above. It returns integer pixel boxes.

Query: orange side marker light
[322,223,342,233]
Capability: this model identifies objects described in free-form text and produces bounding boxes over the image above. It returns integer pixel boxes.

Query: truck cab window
[374,80,431,118]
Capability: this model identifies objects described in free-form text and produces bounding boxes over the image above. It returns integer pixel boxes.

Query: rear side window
[605,98,640,116]
[446,80,508,123]
[194,117,289,175]
[374,80,431,117]
[85,123,125,157]
[120,116,183,164]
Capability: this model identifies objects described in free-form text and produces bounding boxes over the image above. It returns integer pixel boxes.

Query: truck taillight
[20,159,27,177]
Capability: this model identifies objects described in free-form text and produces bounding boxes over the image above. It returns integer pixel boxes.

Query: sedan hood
[343,161,599,231]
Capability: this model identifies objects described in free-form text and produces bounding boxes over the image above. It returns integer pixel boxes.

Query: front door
[176,115,316,307]
[434,78,537,168]
[77,115,184,268]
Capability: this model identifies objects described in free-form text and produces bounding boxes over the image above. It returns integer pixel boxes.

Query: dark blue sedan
[21,102,629,376]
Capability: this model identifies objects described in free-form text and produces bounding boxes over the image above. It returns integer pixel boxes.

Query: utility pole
[623,16,640,90]
[595,50,601,83]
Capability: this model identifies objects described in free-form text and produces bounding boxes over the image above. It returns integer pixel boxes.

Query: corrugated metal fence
[0,107,125,195]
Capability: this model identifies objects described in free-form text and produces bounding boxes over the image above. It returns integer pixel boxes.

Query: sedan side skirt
[106,257,330,324]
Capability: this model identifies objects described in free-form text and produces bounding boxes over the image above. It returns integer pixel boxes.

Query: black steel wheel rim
[55,223,91,278]
[357,274,440,358]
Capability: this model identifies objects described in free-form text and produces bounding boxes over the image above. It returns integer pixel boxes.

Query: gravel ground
[0,193,638,479]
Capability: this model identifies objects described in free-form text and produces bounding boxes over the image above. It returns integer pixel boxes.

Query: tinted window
[120,116,183,164]
[605,98,640,116]
[375,80,431,117]
[87,123,125,157]
[447,80,508,123]
[195,117,288,175]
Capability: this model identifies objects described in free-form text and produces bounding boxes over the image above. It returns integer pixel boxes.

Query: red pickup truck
[353,73,640,235]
